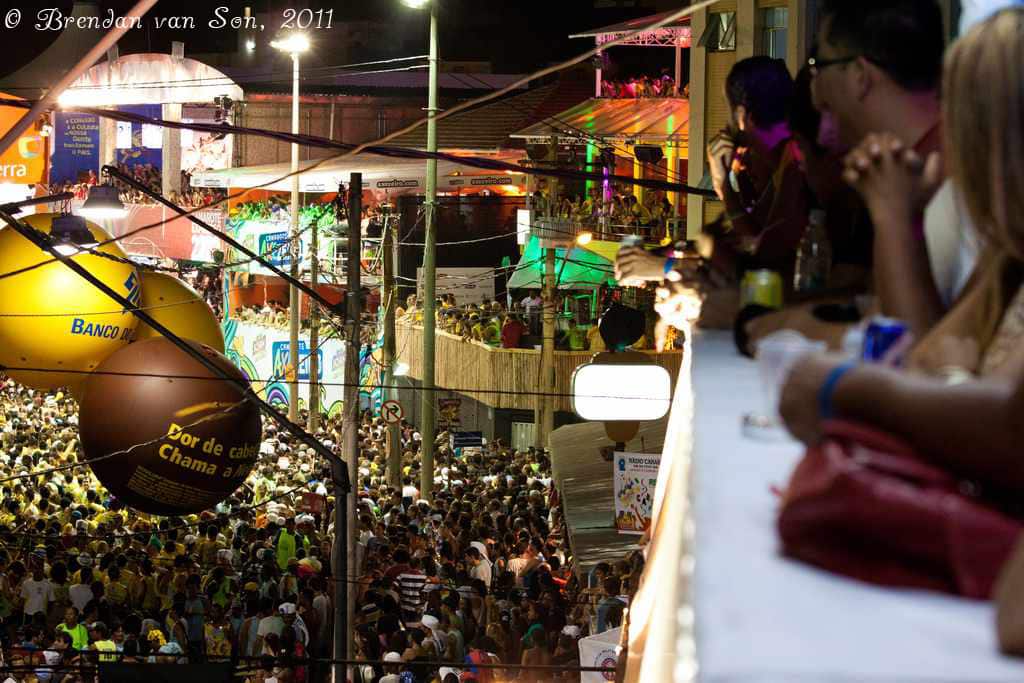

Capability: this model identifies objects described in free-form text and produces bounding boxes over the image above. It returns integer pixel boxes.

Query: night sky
[2,1,681,81]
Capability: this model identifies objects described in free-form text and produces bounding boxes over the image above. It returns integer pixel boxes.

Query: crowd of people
[600,74,687,99]
[54,166,225,211]
[398,293,624,353]
[529,188,678,243]
[0,368,635,681]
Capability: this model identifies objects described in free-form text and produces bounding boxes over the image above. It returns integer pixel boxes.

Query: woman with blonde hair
[779,7,1024,493]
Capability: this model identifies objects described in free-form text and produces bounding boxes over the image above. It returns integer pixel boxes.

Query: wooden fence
[396,321,683,412]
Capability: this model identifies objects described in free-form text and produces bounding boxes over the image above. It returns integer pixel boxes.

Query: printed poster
[51,111,99,185]
[613,452,661,535]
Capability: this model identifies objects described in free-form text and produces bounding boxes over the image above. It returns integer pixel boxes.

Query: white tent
[578,627,621,683]
[57,53,243,107]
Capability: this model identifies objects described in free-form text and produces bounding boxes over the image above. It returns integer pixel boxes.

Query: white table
[691,331,1024,682]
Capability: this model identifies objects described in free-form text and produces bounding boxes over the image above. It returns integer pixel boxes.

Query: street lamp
[400,0,440,503]
[80,184,128,220]
[272,32,310,424]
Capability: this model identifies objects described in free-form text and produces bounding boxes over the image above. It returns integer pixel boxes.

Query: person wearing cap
[90,622,117,662]
[278,601,309,647]
[379,650,404,683]
[439,666,463,683]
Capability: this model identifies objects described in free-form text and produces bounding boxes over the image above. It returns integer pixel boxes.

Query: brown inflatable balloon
[79,337,262,516]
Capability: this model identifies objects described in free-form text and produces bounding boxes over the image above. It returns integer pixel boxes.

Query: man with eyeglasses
[743,0,970,350]
[809,0,971,340]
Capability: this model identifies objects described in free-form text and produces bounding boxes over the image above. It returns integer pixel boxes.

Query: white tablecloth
[691,331,1024,682]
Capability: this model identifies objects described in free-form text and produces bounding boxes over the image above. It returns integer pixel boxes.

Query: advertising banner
[114,104,162,174]
[437,398,462,429]
[578,627,620,682]
[51,111,99,185]
[228,218,336,278]
[613,452,661,535]
[417,267,496,307]
[0,93,46,184]
[222,319,347,417]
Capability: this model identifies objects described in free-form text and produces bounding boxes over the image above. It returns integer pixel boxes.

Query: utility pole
[307,196,322,433]
[382,212,402,488]
[287,48,302,423]
[419,1,441,504]
[336,173,362,683]
[538,247,556,447]
[536,140,559,449]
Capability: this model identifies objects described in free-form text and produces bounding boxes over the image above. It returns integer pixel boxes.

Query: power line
[0,98,712,199]
[4,55,430,92]
[0,366,672,402]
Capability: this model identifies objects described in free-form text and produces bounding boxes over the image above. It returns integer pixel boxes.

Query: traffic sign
[450,431,484,449]
[381,400,404,424]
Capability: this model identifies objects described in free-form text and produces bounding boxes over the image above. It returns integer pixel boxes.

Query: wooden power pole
[335,172,361,683]
[382,213,402,488]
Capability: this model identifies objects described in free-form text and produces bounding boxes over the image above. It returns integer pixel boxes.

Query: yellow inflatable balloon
[0,213,140,390]
[133,271,225,353]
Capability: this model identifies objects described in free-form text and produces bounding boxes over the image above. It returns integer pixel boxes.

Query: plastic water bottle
[793,209,832,294]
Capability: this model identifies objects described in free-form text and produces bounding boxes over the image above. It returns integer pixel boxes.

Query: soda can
[740,270,783,310]
[862,317,909,363]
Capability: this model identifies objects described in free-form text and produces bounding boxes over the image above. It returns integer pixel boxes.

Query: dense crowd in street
[0,374,638,682]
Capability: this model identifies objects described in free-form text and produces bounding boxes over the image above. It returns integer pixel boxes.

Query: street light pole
[288,49,302,424]
[419,0,440,503]
[272,33,310,424]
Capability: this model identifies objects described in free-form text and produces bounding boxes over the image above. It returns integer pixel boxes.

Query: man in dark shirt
[706,56,810,286]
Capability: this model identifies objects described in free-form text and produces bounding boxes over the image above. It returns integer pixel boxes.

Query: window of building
[698,11,737,52]
[759,7,789,60]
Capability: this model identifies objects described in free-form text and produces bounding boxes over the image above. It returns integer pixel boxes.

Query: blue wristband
[817,362,857,420]
[664,257,676,275]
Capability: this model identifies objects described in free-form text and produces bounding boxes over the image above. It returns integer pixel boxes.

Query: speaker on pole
[634,145,664,164]
[526,144,550,161]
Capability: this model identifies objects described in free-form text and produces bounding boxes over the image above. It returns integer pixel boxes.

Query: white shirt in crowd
[470,560,492,588]
[20,578,55,616]
[68,583,93,612]
[257,614,285,639]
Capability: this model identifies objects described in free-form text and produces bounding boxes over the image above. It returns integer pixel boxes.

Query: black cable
[0,366,672,402]
[450,71,691,187]
[5,55,430,91]
[103,165,341,314]
[0,98,714,198]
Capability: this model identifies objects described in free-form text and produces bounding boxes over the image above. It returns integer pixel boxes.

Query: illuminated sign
[0,92,46,183]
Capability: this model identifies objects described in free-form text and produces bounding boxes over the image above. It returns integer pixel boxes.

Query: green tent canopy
[506,236,617,291]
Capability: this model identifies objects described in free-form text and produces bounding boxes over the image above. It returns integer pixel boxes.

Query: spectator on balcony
[704,56,808,287]
[501,314,528,349]
[587,319,607,352]
[558,319,588,352]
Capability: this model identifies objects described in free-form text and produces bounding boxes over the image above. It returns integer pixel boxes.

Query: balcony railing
[395,320,683,412]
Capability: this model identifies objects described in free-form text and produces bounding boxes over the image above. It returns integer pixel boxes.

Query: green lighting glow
[585,144,596,195]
